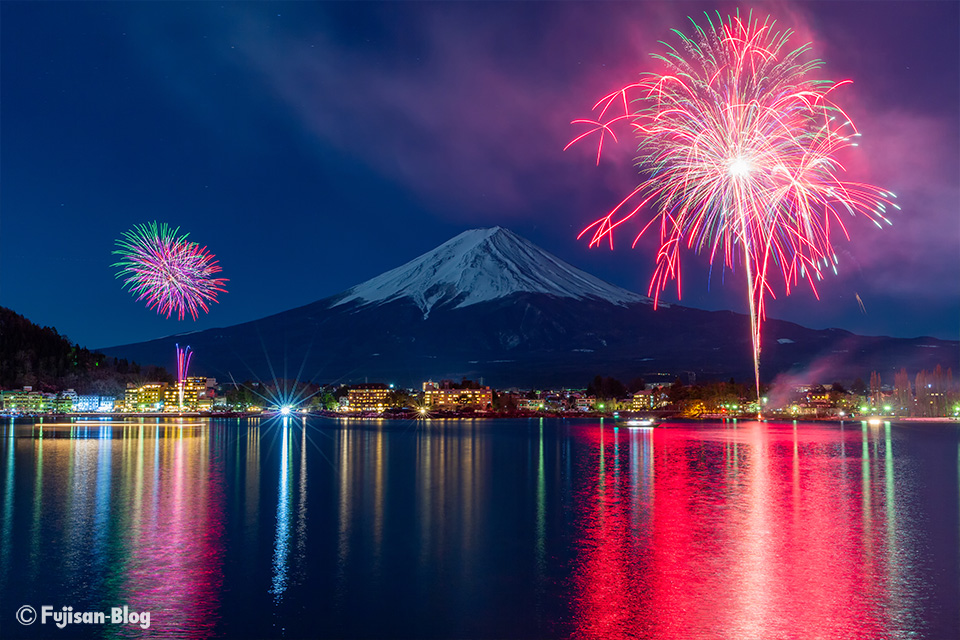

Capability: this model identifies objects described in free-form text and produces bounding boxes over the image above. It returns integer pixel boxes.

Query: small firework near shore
[113,221,227,320]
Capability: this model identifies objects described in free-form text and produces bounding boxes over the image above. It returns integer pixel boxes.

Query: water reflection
[1,424,14,585]
[0,418,955,639]
[2,420,226,637]
[245,421,260,573]
[569,421,938,639]
[296,421,309,586]
[536,420,545,580]
[335,424,352,607]
[270,421,292,600]
[29,427,43,580]
[119,423,226,638]
[266,417,312,618]
[412,421,486,601]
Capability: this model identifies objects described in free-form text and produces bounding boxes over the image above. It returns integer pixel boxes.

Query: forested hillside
[0,306,172,394]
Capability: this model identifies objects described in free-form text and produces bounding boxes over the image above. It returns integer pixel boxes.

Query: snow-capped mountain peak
[331,227,651,317]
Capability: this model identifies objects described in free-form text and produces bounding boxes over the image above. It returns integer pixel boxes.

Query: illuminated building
[123,383,167,412]
[631,390,655,411]
[75,395,99,412]
[59,388,78,407]
[123,386,136,411]
[163,376,213,411]
[423,380,493,410]
[43,393,74,414]
[517,398,544,411]
[0,388,93,414]
[163,386,179,410]
[345,383,391,413]
[575,396,596,412]
[76,395,115,412]
[1,388,44,413]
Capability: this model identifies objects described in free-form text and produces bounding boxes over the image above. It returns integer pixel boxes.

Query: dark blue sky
[2,1,957,349]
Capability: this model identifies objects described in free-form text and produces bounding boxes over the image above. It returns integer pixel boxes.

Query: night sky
[2,1,957,350]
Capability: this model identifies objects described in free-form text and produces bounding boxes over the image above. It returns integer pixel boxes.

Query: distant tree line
[585,375,649,400]
[0,306,173,394]
[665,377,759,405]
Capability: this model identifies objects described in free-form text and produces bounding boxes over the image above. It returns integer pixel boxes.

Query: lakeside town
[3,366,958,420]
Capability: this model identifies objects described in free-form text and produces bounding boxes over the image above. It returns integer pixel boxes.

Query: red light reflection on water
[569,422,905,639]
[117,425,226,637]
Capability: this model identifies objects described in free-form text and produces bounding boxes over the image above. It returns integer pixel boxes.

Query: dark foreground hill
[0,306,173,393]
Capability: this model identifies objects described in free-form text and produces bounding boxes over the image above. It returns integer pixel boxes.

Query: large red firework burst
[568,11,896,406]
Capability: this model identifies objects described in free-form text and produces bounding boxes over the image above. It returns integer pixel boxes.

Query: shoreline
[4,411,957,424]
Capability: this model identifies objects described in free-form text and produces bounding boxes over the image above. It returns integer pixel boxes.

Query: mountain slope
[100,228,959,387]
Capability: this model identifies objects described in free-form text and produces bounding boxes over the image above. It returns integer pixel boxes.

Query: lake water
[1,417,958,638]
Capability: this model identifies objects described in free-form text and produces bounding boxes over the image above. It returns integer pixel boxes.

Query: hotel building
[423,380,493,411]
[345,383,391,413]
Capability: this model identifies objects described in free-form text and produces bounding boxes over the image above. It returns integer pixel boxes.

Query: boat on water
[621,417,659,428]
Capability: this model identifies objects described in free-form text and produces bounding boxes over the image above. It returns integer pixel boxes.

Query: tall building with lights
[162,376,214,411]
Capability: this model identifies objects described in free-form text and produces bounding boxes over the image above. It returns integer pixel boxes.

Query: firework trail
[176,344,193,411]
[113,222,228,320]
[568,11,896,409]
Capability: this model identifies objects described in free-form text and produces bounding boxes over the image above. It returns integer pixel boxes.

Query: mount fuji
[102,227,958,388]
[332,227,650,318]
